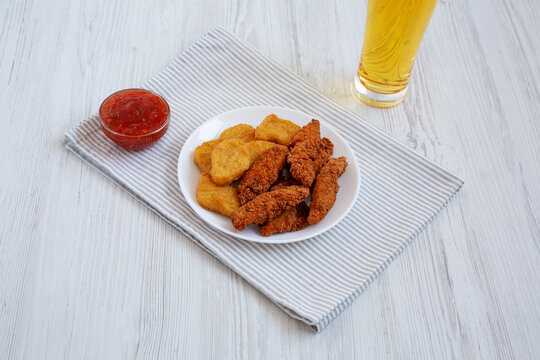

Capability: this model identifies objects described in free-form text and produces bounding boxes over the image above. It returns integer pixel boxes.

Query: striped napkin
[65,27,463,331]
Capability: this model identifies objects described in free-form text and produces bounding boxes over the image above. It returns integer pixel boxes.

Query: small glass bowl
[98,88,170,151]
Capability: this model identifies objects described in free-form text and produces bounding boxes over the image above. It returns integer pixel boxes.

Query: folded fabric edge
[64,138,318,328]
[207,26,464,185]
[312,181,464,332]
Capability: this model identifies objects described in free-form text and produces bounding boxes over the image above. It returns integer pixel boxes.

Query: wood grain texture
[1,0,539,358]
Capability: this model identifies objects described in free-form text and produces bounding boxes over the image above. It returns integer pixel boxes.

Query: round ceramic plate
[177,106,361,244]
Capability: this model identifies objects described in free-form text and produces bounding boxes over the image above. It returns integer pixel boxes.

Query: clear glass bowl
[98,88,170,151]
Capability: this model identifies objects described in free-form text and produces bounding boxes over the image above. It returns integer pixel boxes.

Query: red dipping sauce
[99,89,170,151]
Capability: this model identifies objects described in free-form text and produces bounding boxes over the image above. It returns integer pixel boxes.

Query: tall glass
[354,0,438,107]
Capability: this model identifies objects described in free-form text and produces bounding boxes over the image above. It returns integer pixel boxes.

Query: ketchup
[99,89,170,151]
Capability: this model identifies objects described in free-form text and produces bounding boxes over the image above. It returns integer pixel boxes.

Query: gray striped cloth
[65,27,463,332]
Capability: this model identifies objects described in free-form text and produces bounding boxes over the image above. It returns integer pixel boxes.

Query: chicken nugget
[308,157,348,225]
[197,173,240,217]
[255,114,301,145]
[210,139,250,185]
[259,202,309,236]
[219,124,256,142]
[231,186,310,231]
[237,145,288,205]
[194,139,221,173]
[244,140,276,164]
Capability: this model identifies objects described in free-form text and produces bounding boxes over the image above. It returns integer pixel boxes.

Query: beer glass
[354,0,438,107]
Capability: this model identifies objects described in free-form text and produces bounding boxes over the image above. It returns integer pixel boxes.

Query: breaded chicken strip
[231,186,310,231]
[312,137,334,174]
[287,119,320,149]
[270,175,299,191]
[259,202,309,236]
[237,145,289,205]
[288,137,334,187]
[308,157,348,225]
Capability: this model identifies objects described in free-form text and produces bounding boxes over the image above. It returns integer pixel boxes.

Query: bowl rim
[98,88,170,138]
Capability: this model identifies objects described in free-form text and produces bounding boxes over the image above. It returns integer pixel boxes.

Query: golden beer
[354,0,438,107]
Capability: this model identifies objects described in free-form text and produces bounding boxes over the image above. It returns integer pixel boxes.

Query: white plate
[177,106,361,244]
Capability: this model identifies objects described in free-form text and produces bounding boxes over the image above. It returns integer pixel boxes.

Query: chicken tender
[237,145,289,205]
[197,173,240,217]
[312,137,334,174]
[194,140,221,173]
[288,137,334,187]
[259,202,309,236]
[270,175,299,191]
[255,114,301,145]
[245,140,276,164]
[210,139,250,185]
[308,157,348,225]
[287,119,320,148]
[231,186,310,231]
[219,124,256,143]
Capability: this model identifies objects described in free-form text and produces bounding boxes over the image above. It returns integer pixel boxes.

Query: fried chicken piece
[194,140,221,173]
[196,173,240,217]
[255,114,301,145]
[308,157,348,225]
[237,145,289,205]
[259,202,309,236]
[210,139,250,185]
[244,140,276,165]
[231,186,310,231]
[287,119,320,149]
[288,137,334,187]
[219,124,256,142]
[270,175,299,191]
[312,137,334,173]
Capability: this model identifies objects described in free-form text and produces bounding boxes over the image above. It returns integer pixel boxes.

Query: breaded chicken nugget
[255,114,301,145]
[244,140,276,164]
[197,173,240,217]
[210,139,250,185]
[259,202,309,236]
[194,140,221,173]
[219,124,256,142]
[308,157,348,225]
[237,145,289,205]
[231,186,310,231]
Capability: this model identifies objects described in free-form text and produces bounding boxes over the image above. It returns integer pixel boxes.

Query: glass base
[353,76,407,108]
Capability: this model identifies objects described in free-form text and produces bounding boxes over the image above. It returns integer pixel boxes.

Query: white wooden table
[1,0,539,358]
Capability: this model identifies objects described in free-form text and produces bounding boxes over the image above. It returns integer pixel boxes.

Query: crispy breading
[255,114,301,145]
[219,124,256,142]
[244,140,277,165]
[231,186,310,231]
[237,145,289,205]
[270,175,299,191]
[287,119,320,148]
[196,173,240,217]
[312,137,334,174]
[193,139,221,173]
[308,157,348,225]
[259,202,309,236]
[288,142,317,187]
[288,137,334,187]
[210,139,250,185]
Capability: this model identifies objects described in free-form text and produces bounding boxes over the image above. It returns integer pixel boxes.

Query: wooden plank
[0,0,539,358]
